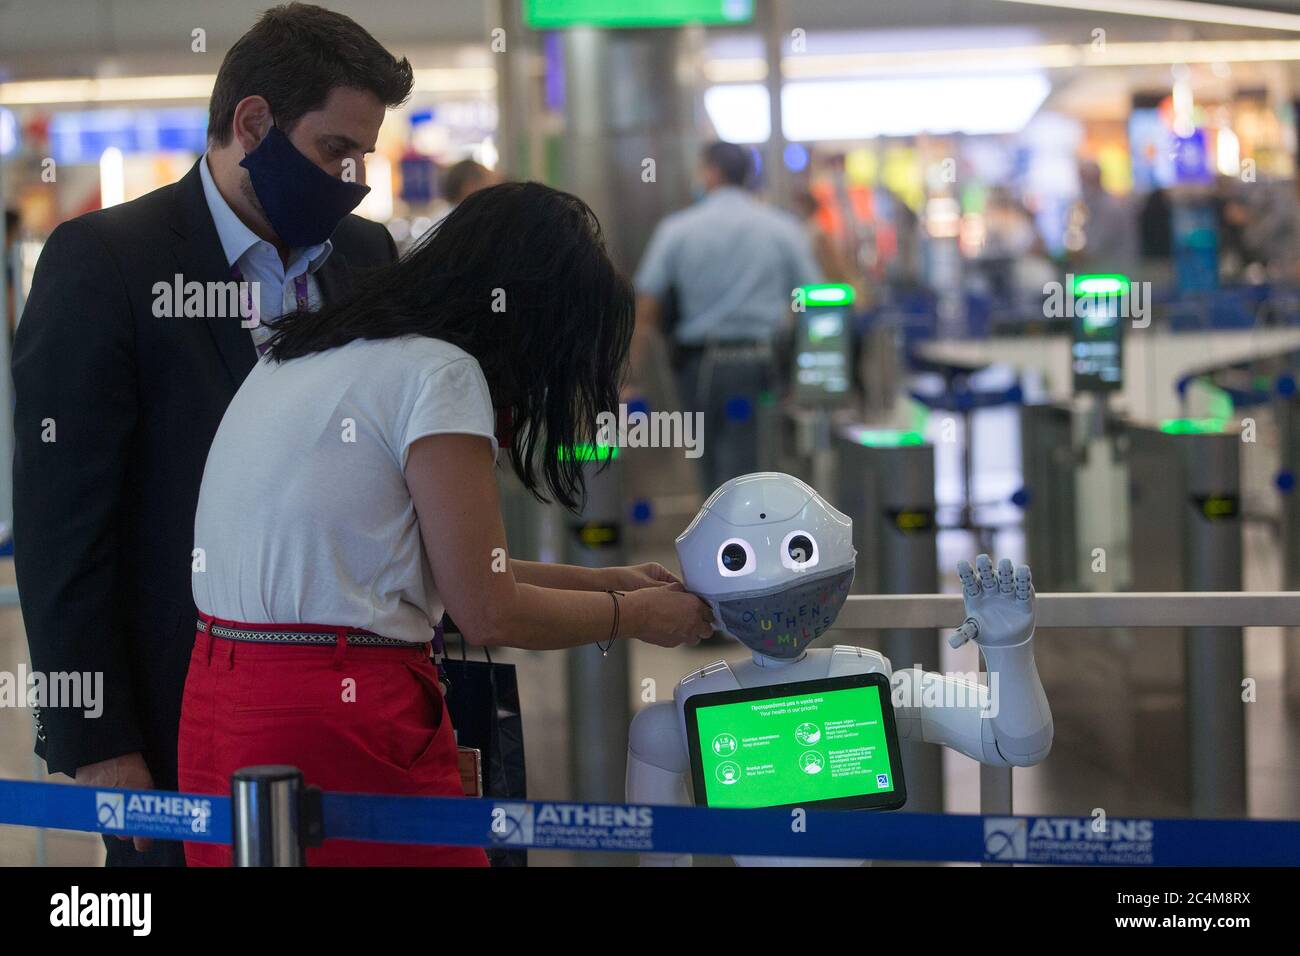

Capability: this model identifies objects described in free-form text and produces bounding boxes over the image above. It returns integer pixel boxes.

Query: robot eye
[717,538,756,577]
[781,530,819,570]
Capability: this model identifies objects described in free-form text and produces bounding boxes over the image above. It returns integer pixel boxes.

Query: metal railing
[835,591,1300,629]
[3,588,1295,862]
[834,591,1300,822]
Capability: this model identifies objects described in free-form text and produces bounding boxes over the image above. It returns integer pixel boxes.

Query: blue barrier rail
[2,778,1298,865]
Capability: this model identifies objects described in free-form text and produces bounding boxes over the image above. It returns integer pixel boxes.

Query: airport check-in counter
[1127,419,1245,817]
[834,425,942,812]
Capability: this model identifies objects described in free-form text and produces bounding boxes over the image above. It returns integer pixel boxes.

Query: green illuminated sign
[1159,418,1228,435]
[1073,274,1131,296]
[799,283,856,308]
[693,685,896,809]
[557,443,619,461]
[524,0,753,28]
[856,429,924,448]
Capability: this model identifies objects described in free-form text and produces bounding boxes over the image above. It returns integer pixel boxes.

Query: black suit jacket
[12,159,398,780]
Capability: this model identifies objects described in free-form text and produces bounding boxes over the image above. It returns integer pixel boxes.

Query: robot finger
[975,553,996,593]
[956,560,980,597]
[1014,564,1033,602]
[997,558,1014,594]
[949,617,980,649]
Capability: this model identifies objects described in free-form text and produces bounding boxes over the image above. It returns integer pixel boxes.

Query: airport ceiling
[1,0,1299,78]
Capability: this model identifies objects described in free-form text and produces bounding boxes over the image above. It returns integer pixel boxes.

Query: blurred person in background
[11,2,410,867]
[977,187,1055,309]
[442,159,496,213]
[3,208,18,341]
[429,158,498,233]
[632,141,821,492]
[1216,176,1300,284]
[1070,160,1138,275]
[793,189,858,287]
[1138,185,1174,288]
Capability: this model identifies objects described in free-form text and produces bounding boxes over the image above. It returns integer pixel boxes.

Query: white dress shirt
[635,185,822,346]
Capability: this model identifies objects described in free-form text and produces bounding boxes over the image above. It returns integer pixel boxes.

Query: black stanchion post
[1129,423,1245,817]
[231,765,306,867]
[835,427,944,815]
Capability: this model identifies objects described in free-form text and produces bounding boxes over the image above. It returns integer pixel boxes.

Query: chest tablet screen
[685,673,906,812]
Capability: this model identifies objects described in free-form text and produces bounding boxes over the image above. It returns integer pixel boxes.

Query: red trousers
[178,618,488,867]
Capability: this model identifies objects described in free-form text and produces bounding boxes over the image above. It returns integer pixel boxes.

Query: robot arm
[626,701,694,867]
[893,555,1053,768]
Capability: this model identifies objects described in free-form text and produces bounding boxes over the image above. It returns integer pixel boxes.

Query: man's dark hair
[443,159,491,205]
[702,141,752,187]
[267,182,634,511]
[207,3,413,146]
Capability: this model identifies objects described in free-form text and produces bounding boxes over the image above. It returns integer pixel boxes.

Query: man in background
[3,208,18,341]
[444,158,495,207]
[433,158,497,229]
[1073,160,1138,275]
[633,141,821,491]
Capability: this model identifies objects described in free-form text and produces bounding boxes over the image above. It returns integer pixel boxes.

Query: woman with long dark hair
[179,182,713,866]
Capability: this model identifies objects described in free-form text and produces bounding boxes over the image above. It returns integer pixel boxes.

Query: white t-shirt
[192,335,499,642]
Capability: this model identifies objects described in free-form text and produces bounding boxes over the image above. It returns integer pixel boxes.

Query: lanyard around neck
[230,262,311,315]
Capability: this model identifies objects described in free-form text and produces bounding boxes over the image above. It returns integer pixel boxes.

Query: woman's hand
[620,582,715,648]
[608,562,682,591]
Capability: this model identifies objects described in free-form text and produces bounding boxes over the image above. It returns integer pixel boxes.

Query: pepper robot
[625,472,1053,866]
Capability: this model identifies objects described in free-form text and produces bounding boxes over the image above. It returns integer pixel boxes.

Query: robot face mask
[676,473,857,660]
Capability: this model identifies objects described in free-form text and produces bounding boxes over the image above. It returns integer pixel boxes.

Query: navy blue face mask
[239,125,370,248]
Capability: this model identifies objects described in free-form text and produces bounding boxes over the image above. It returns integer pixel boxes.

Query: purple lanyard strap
[230,263,311,355]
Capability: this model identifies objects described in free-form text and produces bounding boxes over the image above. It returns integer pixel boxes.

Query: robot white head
[676,472,856,660]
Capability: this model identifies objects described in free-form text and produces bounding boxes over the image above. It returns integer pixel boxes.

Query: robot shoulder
[825,644,892,678]
[673,659,743,705]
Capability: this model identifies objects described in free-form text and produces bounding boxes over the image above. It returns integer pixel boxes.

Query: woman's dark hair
[267,181,634,510]
[208,3,413,146]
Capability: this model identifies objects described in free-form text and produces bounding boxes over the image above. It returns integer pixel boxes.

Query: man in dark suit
[11,3,412,866]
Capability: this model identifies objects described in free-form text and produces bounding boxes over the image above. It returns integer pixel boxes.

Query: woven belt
[197,618,420,649]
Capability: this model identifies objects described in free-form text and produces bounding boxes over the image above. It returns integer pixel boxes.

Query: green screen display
[793,310,851,405]
[524,0,754,28]
[692,685,897,809]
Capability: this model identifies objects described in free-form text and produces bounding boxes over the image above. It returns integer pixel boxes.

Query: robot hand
[948,555,1034,649]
